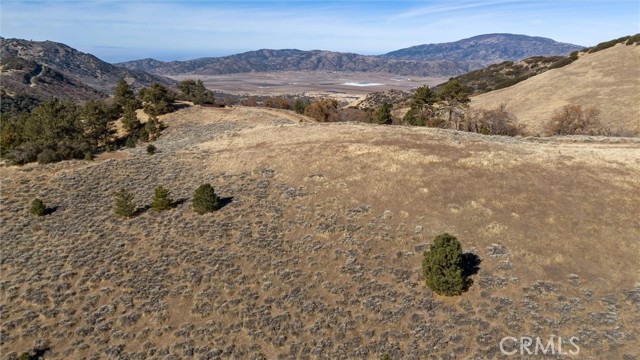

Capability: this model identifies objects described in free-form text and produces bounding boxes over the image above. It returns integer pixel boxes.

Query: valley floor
[1,105,639,359]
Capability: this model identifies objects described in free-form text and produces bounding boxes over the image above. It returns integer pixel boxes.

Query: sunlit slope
[471,44,640,135]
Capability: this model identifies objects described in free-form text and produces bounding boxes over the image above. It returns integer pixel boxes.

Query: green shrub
[125,136,137,148]
[146,144,156,155]
[192,183,221,214]
[113,188,136,217]
[151,185,173,211]
[422,233,465,296]
[30,198,46,216]
[373,102,392,124]
[548,57,575,70]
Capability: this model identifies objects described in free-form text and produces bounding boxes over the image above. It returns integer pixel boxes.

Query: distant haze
[1,0,638,62]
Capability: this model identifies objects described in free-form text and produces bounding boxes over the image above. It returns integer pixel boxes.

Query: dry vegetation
[470,43,640,135]
[1,105,639,359]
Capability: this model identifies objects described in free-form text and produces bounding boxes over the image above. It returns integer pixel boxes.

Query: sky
[1,0,639,63]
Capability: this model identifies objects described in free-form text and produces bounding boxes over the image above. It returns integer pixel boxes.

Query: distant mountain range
[0,37,175,112]
[1,34,583,113]
[117,34,583,77]
[116,49,471,77]
[381,33,583,62]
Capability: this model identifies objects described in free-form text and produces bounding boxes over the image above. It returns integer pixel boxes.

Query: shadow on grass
[134,205,151,216]
[172,198,189,207]
[462,252,482,291]
[43,206,59,216]
[217,196,234,210]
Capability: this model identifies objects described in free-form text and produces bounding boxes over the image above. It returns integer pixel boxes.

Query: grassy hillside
[470,43,640,135]
[2,106,639,359]
[437,34,640,96]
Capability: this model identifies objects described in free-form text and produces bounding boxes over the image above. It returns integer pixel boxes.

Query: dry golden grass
[470,44,640,135]
[2,105,639,358]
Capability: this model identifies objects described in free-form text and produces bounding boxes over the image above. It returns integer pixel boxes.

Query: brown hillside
[1,106,639,358]
[470,43,640,135]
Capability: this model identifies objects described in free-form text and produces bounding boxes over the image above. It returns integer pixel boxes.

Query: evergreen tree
[404,85,436,126]
[192,183,221,214]
[177,79,214,105]
[151,185,173,211]
[438,80,470,130]
[30,198,46,216]
[422,233,465,296]
[114,78,136,112]
[144,115,162,141]
[113,188,136,217]
[374,102,393,125]
[139,83,173,116]
[80,100,115,144]
[121,100,141,135]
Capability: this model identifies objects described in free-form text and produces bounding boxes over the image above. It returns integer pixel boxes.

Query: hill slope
[382,33,583,64]
[1,105,639,358]
[0,37,175,110]
[470,43,640,134]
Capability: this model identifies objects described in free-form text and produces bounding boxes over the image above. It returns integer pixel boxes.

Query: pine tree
[404,85,436,126]
[151,185,173,211]
[114,78,136,111]
[374,102,392,124]
[192,183,221,214]
[30,198,46,216]
[113,188,136,217]
[139,83,173,116]
[121,100,141,135]
[438,80,470,130]
[144,115,161,140]
[422,233,465,296]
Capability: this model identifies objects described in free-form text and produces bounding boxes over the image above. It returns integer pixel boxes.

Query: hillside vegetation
[1,105,639,359]
[470,42,640,135]
[439,34,640,96]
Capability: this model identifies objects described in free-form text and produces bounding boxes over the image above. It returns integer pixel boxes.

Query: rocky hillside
[470,42,640,135]
[117,49,471,77]
[2,105,639,359]
[0,37,175,111]
[382,33,583,64]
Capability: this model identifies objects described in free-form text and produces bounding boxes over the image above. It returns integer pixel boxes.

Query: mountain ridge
[382,33,583,63]
[116,33,583,77]
[0,37,176,111]
[116,48,474,77]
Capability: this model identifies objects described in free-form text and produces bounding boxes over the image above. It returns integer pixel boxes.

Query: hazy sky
[1,0,638,63]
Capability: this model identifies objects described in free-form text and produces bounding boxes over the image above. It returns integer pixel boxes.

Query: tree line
[1,79,177,165]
